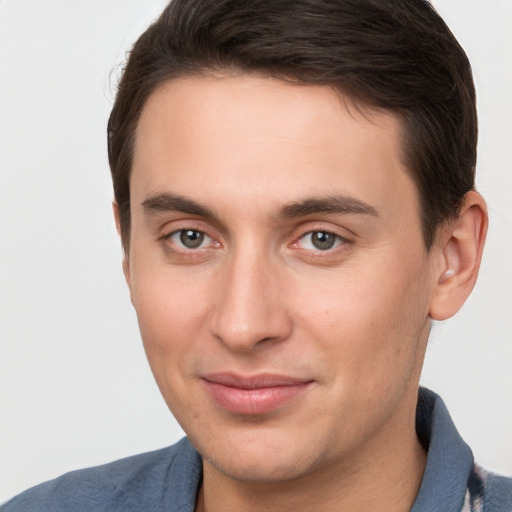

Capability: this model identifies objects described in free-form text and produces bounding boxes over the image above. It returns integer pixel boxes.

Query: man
[3,0,511,510]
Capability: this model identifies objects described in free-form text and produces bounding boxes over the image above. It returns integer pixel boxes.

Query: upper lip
[202,373,312,389]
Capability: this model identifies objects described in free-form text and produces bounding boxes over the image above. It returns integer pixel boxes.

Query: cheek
[130,277,216,431]
[132,258,210,333]
[296,256,432,388]
[129,266,211,388]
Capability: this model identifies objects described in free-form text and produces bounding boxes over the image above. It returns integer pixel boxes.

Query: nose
[208,250,292,351]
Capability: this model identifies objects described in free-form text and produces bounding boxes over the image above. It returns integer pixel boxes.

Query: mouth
[201,373,313,415]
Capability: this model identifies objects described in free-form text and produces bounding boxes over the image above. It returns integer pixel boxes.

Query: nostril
[207,261,293,350]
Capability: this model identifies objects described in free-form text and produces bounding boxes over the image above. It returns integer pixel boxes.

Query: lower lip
[203,380,311,415]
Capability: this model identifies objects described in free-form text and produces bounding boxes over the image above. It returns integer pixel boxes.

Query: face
[125,74,438,483]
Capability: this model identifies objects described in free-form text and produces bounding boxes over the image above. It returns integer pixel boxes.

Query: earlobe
[429,191,488,321]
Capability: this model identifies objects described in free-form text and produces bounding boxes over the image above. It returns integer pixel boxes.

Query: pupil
[312,231,335,250]
[180,230,204,248]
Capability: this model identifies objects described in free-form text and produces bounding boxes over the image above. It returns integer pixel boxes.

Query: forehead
[131,74,418,226]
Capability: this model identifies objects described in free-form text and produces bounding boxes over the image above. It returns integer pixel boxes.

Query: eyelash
[293,230,347,252]
[162,229,218,251]
[162,227,347,251]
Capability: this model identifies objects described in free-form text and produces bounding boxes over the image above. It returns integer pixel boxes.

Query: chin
[189,424,329,483]
[207,451,315,483]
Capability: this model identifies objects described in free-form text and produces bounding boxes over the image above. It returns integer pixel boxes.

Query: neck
[196,394,426,512]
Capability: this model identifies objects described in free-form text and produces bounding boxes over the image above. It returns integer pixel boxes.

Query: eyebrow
[141,192,379,221]
[277,195,379,219]
[142,193,216,218]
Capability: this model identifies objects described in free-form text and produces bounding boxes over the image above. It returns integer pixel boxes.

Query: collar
[411,387,474,511]
[175,387,474,512]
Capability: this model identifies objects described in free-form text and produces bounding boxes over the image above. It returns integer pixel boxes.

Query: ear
[112,201,132,291]
[429,191,488,320]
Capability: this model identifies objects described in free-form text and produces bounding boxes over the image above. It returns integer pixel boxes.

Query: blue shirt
[3,388,511,511]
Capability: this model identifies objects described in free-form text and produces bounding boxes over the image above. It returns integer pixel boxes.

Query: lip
[201,373,313,415]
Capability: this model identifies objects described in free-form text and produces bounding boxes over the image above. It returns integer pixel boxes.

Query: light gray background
[1,0,511,503]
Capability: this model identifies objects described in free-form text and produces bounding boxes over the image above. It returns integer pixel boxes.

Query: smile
[201,373,313,415]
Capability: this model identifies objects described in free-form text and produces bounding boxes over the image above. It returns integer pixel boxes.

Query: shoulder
[413,389,512,512]
[1,438,202,512]
[481,468,512,511]
[463,463,512,512]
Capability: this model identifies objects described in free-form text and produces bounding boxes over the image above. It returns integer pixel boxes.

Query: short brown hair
[108,0,477,251]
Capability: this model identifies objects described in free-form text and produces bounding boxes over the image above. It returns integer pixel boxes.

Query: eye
[296,231,345,251]
[168,229,213,249]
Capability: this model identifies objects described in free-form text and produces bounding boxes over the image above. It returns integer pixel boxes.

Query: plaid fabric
[461,464,486,512]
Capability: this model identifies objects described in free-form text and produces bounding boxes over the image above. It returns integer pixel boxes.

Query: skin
[118,74,487,511]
